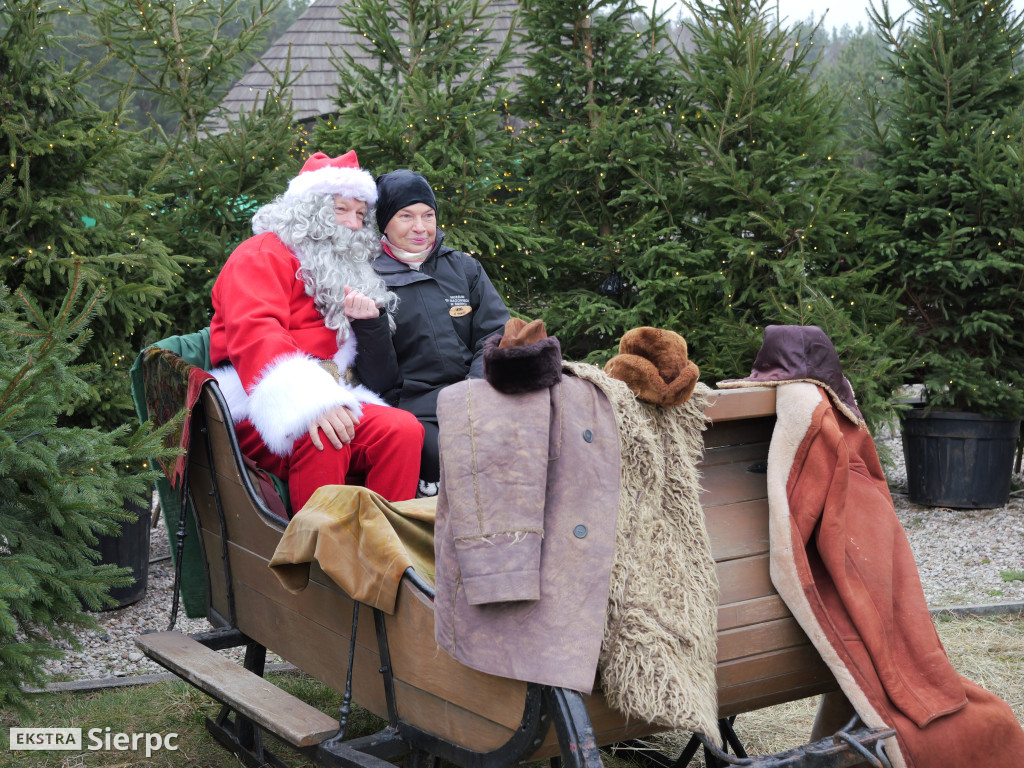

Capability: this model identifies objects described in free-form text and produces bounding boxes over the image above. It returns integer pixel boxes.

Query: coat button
[583,429,593,443]
[573,524,588,539]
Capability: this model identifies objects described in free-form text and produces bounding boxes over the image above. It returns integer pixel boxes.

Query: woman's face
[333,195,367,231]
[384,203,436,253]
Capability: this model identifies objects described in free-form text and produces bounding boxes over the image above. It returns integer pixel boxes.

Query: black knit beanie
[375,169,438,234]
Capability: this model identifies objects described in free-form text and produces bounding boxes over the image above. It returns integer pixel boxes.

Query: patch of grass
[0,678,226,766]
[0,673,385,767]
[988,589,1005,597]
[2,617,1021,767]
[1000,570,1024,583]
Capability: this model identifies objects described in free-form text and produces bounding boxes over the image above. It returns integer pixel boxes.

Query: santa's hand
[309,405,360,450]
[344,286,380,319]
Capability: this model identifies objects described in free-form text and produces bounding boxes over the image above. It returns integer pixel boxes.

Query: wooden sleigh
[136,364,895,768]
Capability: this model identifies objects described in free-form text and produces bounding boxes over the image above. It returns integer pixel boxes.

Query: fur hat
[717,325,863,425]
[604,327,701,407]
[375,169,438,234]
[483,318,563,394]
[283,151,377,205]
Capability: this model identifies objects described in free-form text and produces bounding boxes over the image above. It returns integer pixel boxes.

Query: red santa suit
[209,209,422,512]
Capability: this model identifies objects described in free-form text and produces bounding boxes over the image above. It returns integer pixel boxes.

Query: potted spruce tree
[867,0,1024,508]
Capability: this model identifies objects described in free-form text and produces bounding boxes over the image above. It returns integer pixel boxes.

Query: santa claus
[209,151,423,512]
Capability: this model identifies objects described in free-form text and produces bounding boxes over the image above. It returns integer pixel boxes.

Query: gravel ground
[40,510,276,683]
[42,433,1024,684]
[877,430,1024,609]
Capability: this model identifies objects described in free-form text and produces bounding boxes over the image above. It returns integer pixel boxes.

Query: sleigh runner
[132,342,895,768]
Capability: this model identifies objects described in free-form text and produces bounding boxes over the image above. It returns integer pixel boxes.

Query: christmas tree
[670,0,908,424]
[813,23,897,168]
[0,0,183,430]
[0,273,175,714]
[77,0,305,338]
[510,0,688,359]
[866,0,1024,418]
[313,0,543,307]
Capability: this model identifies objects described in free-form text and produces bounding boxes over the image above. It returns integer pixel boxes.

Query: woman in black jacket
[352,169,509,496]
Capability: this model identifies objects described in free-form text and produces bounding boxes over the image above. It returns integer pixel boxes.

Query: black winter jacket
[353,231,509,421]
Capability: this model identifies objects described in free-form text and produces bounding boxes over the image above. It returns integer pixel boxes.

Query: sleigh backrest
[183,379,289,627]
[698,387,835,716]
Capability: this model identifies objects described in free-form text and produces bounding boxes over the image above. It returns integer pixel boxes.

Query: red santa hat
[283,150,377,206]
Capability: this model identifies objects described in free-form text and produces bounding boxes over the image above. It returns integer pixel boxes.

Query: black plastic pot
[92,497,151,609]
[901,409,1021,509]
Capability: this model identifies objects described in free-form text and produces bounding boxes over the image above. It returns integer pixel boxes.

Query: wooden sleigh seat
[137,371,894,768]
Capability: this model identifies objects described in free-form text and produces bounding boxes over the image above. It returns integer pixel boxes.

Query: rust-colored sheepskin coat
[767,383,1024,768]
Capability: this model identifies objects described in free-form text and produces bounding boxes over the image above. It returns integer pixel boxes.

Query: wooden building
[209,0,523,133]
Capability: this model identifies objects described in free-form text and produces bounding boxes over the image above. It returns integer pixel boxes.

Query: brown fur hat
[497,317,548,349]
[604,327,700,407]
[483,318,563,394]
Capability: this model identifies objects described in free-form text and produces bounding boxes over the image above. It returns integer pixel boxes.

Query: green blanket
[129,330,212,619]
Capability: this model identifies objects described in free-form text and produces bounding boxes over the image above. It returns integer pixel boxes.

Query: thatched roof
[209,0,523,132]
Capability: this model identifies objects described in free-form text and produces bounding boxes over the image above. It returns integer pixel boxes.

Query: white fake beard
[296,223,397,344]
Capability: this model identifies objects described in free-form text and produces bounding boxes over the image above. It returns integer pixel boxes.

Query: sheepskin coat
[767,383,1024,768]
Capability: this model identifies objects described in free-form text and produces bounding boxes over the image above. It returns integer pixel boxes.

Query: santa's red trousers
[235,403,423,512]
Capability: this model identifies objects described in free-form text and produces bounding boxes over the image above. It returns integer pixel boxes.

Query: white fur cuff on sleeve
[248,353,362,456]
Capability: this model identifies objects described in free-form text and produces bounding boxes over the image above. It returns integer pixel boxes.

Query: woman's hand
[308,405,360,450]
[344,286,380,319]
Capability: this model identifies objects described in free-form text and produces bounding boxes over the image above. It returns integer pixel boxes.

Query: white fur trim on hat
[285,166,378,205]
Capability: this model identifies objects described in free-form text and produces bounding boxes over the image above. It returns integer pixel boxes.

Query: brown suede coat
[433,373,621,693]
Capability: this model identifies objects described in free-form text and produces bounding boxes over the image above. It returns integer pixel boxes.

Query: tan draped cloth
[268,486,436,613]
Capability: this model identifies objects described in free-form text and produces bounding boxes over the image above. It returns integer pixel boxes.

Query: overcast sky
[644,0,1024,34]
[758,0,910,30]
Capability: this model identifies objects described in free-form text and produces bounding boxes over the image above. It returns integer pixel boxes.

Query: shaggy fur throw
[566,362,720,742]
[483,318,563,394]
[604,327,700,407]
